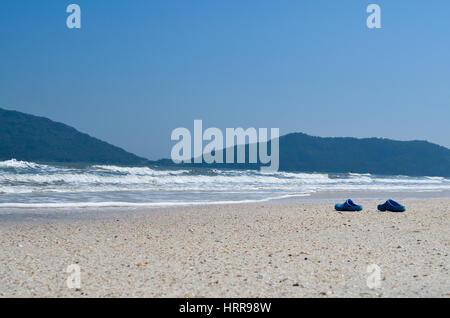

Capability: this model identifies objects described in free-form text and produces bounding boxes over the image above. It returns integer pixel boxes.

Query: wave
[425,176,445,181]
[0,159,47,170]
[0,159,449,207]
[92,165,189,176]
[348,172,372,177]
[0,173,378,191]
[0,193,309,209]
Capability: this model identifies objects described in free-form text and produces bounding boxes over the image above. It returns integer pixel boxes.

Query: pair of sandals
[335,199,406,212]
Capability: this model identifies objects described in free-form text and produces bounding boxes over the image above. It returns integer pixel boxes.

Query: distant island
[1,108,449,176]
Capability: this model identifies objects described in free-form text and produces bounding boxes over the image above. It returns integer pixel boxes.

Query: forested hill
[276,133,450,177]
[165,132,450,177]
[0,108,149,165]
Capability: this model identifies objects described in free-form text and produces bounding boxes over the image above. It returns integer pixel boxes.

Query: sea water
[0,159,449,208]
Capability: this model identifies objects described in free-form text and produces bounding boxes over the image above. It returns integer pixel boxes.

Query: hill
[1,108,449,176]
[0,108,149,165]
[278,133,450,176]
[167,132,450,177]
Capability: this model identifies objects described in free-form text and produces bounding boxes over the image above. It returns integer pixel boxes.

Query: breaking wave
[0,159,449,207]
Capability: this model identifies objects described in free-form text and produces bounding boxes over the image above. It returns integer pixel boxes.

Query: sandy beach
[0,199,449,298]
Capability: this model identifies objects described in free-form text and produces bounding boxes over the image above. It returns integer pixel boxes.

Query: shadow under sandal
[335,199,363,211]
[377,199,406,212]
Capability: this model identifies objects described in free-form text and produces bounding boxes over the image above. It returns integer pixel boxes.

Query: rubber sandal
[377,199,406,212]
[335,199,363,211]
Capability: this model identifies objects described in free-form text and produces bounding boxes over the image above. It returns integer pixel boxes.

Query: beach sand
[0,199,449,297]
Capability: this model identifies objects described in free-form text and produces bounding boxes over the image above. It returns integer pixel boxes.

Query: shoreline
[0,199,449,297]
[0,189,449,215]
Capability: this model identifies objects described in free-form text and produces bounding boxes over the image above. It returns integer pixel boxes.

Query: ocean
[0,159,449,208]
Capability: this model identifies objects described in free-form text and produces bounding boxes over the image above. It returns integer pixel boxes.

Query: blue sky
[1,1,449,159]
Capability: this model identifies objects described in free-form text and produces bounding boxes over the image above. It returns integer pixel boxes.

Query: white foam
[92,165,189,176]
[0,193,309,209]
[425,176,445,181]
[0,159,46,169]
[349,172,372,176]
[0,160,449,205]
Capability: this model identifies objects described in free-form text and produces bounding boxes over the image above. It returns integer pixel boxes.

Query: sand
[0,199,449,297]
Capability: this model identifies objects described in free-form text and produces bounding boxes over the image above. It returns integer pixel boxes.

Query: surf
[0,159,449,207]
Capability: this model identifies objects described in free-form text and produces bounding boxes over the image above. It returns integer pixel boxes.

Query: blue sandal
[335,199,363,211]
[377,199,406,212]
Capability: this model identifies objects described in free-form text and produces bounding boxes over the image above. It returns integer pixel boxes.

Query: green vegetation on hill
[0,108,149,165]
[277,133,450,177]
[171,133,450,177]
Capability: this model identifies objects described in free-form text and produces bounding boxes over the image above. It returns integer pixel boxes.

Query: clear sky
[1,1,449,159]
